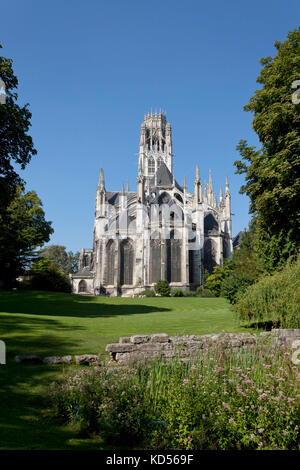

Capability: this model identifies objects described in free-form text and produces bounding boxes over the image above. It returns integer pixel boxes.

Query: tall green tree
[0,44,52,287]
[235,28,300,272]
[0,187,53,287]
[0,44,37,209]
[38,245,79,274]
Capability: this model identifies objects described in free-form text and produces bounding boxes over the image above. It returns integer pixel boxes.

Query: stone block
[120,337,131,344]
[15,355,42,364]
[142,343,164,352]
[43,355,73,364]
[130,335,150,344]
[106,343,136,353]
[150,333,169,343]
[75,354,99,365]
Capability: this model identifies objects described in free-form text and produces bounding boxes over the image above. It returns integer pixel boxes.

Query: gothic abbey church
[71,112,233,296]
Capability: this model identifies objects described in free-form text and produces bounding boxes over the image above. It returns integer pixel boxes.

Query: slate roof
[150,162,183,192]
[72,266,94,278]
[106,191,137,207]
[233,231,246,249]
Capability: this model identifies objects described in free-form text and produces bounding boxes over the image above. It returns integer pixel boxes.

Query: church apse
[71,111,233,296]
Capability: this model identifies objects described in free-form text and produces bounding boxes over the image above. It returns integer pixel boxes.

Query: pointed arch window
[148,157,155,176]
[106,240,115,285]
[78,280,87,293]
[166,230,182,283]
[157,157,163,169]
[120,239,134,285]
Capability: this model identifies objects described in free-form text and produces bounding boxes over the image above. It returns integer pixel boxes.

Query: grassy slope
[0,290,256,450]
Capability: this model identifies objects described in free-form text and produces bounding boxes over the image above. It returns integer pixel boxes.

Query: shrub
[154,280,171,297]
[204,260,234,297]
[196,286,215,298]
[139,289,156,297]
[170,288,184,297]
[183,290,197,297]
[29,257,72,293]
[220,275,255,304]
[235,255,300,328]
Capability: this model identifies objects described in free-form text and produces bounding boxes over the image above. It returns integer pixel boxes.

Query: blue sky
[1,0,299,252]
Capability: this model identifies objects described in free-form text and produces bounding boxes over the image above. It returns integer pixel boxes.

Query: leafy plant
[154,280,171,297]
[235,254,300,328]
[170,288,184,297]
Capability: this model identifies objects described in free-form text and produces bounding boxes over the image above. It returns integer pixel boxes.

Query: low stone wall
[106,329,300,364]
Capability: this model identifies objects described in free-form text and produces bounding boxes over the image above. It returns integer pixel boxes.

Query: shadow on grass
[242,320,275,331]
[0,312,106,449]
[0,361,106,450]
[0,290,170,318]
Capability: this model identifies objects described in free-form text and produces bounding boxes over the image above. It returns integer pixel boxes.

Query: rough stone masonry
[106,329,300,364]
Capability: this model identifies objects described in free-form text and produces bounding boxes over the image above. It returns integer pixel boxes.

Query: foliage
[154,280,171,297]
[220,275,254,305]
[196,286,215,298]
[205,259,234,297]
[182,290,197,297]
[170,288,184,297]
[234,254,300,328]
[220,223,262,304]
[29,257,71,293]
[0,44,37,210]
[139,289,156,297]
[38,245,79,274]
[51,338,300,450]
[0,45,52,287]
[0,187,53,287]
[234,28,300,272]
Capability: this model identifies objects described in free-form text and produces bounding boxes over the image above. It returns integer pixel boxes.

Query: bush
[183,290,197,297]
[196,286,215,297]
[170,288,184,297]
[139,289,156,297]
[154,280,171,297]
[29,257,72,293]
[220,275,255,304]
[235,255,300,328]
[204,260,234,297]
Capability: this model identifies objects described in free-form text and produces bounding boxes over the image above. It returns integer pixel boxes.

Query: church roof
[150,162,183,191]
[233,231,246,249]
[72,266,94,278]
[106,191,137,207]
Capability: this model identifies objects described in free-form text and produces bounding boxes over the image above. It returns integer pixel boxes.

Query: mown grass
[0,289,257,450]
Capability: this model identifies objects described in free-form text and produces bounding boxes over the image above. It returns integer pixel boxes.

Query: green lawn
[0,290,257,450]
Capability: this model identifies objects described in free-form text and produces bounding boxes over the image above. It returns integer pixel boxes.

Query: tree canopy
[0,45,53,287]
[234,28,300,272]
[0,187,53,286]
[37,245,79,274]
[0,44,37,209]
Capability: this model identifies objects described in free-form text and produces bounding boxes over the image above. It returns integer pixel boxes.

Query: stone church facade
[71,112,233,296]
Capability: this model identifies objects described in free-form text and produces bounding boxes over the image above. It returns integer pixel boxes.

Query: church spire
[225,175,230,194]
[208,169,213,192]
[183,175,187,192]
[98,167,105,191]
[126,180,129,192]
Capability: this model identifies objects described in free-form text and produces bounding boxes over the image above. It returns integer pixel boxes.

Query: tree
[154,280,171,297]
[205,259,234,297]
[38,245,79,274]
[29,257,71,293]
[0,187,53,286]
[234,28,300,272]
[0,44,37,210]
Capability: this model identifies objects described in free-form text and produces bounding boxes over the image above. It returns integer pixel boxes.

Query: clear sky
[1,0,299,252]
